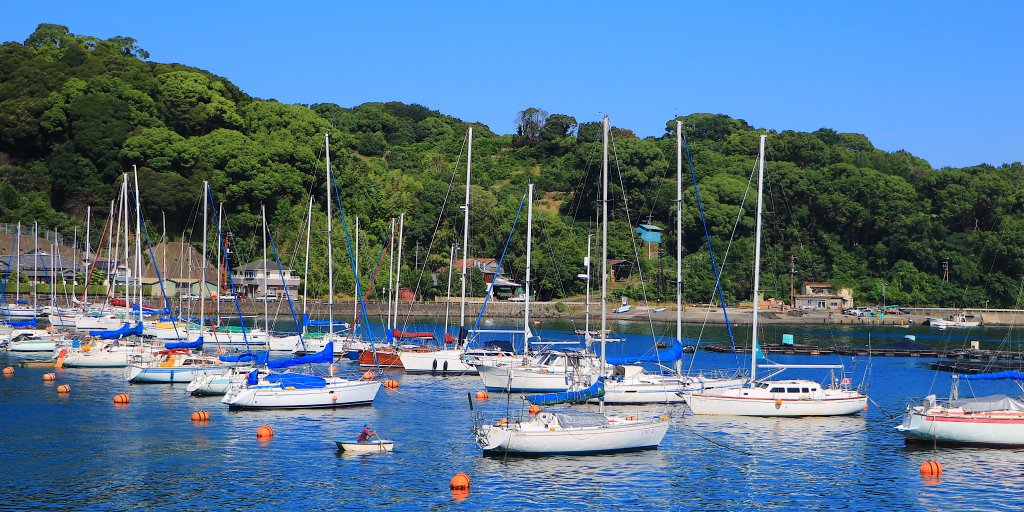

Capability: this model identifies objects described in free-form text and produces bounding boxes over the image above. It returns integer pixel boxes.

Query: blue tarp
[960,370,1024,381]
[526,377,605,406]
[302,314,348,328]
[10,318,37,328]
[165,339,203,350]
[220,351,269,364]
[606,341,684,366]
[89,322,143,339]
[265,373,327,389]
[267,342,333,369]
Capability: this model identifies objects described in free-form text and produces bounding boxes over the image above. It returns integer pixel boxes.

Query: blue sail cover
[267,342,333,369]
[302,315,348,328]
[606,341,684,366]
[220,351,269,364]
[10,318,37,328]
[526,377,605,406]
[89,322,143,339]
[960,370,1024,381]
[165,339,203,350]
[265,373,327,389]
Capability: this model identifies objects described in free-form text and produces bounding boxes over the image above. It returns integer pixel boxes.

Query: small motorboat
[335,439,395,453]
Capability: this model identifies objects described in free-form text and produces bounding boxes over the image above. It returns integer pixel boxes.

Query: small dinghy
[335,440,395,453]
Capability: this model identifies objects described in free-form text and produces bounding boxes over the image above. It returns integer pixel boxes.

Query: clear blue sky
[5,2,1022,168]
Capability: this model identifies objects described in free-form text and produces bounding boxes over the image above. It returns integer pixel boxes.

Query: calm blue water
[3,321,1024,510]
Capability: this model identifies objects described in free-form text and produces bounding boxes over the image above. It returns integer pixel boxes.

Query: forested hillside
[1,24,1022,306]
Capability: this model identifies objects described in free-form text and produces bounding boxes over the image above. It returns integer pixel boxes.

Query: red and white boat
[896,371,1024,446]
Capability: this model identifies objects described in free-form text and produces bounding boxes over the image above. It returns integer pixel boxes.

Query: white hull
[477,413,669,454]
[928,318,980,329]
[687,389,867,416]
[62,350,134,368]
[75,315,125,331]
[222,378,381,409]
[400,349,477,374]
[187,367,258,395]
[142,322,192,340]
[897,407,1024,446]
[7,338,60,352]
[126,364,230,383]
[336,440,394,453]
[48,314,77,328]
[478,363,588,392]
[188,328,269,346]
[601,376,746,404]
[268,334,302,352]
[2,306,38,318]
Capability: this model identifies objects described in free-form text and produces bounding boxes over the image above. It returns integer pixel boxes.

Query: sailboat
[896,371,1024,446]
[473,116,670,455]
[686,134,867,416]
[2,223,38,319]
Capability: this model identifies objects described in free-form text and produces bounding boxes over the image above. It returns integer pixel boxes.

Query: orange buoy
[56,384,71,394]
[497,417,508,426]
[528,404,542,415]
[42,373,56,381]
[920,460,943,477]
[774,399,782,408]
[864,402,869,410]
[384,379,399,389]
[475,390,489,400]
[2,366,13,375]
[328,364,338,374]
[82,344,92,353]
[256,425,274,439]
[362,371,374,381]
[449,472,471,491]
[113,393,130,404]
[191,410,210,422]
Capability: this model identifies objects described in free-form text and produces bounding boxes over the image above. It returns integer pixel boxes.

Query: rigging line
[206,187,252,352]
[330,174,380,365]
[609,136,666,363]
[396,133,466,332]
[682,130,740,369]
[679,421,756,456]
[470,192,528,337]
[265,216,303,337]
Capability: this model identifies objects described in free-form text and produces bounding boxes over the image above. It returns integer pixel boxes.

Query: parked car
[254,295,278,302]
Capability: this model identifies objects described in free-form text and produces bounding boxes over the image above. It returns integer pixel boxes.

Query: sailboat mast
[121,177,130,320]
[387,218,395,331]
[600,115,609,408]
[302,196,313,335]
[394,213,404,331]
[676,121,684,345]
[750,134,767,383]
[353,216,359,326]
[584,234,592,340]
[84,207,90,307]
[33,222,38,313]
[458,127,472,344]
[14,222,20,306]
[443,244,454,337]
[523,183,534,354]
[325,132,334,336]
[262,205,269,330]
[133,165,143,322]
[200,181,208,338]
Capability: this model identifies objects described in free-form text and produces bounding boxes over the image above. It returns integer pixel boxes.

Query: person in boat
[357,424,375,442]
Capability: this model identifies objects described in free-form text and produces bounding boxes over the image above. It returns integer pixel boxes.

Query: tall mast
[133,165,143,323]
[302,196,313,335]
[72,227,77,306]
[584,233,592,342]
[106,199,115,307]
[121,177,130,320]
[600,115,609,412]
[325,132,334,336]
[523,183,534,354]
[217,202,223,324]
[394,213,405,330]
[676,121,684,346]
[200,181,208,338]
[387,218,395,331]
[262,204,269,330]
[33,222,38,313]
[750,134,767,383]
[14,222,20,306]
[83,207,90,308]
[353,216,359,327]
[459,127,472,344]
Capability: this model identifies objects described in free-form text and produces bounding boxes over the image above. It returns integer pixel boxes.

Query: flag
[753,338,765,359]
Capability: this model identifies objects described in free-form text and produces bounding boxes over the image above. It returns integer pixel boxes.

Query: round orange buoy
[82,344,92,353]
[2,366,13,375]
[256,425,274,439]
[497,417,508,425]
[362,371,373,381]
[920,460,943,477]
[56,384,71,394]
[475,390,489,400]
[328,364,338,374]
[528,404,542,415]
[191,410,210,422]
[113,393,130,404]
[864,402,869,410]
[775,399,782,408]
[449,472,471,491]
[42,373,56,381]
[384,379,399,389]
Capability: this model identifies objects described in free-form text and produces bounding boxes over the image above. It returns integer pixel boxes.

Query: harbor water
[2,320,1023,510]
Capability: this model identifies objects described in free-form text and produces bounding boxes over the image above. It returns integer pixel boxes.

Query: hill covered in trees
[1,24,1022,307]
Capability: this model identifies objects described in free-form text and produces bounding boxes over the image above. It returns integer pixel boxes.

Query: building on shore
[231,259,301,299]
[794,281,853,310]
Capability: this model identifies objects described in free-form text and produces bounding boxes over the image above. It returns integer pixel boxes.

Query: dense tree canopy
[0,24,1022,307]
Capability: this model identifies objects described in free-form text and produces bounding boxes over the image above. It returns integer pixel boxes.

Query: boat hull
[358,349,404,368]
[478,419,669,455]
[336,440,394,453]
[896,409,1024,446]
[399,349,476,375]
[222,379,381,409]
[687,393,867,416]
[478,363,578,392]
[126,365,230,383]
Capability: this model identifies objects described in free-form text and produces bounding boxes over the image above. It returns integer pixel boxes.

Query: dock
[703,343,835,356]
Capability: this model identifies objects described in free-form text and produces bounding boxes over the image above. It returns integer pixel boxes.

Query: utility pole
[942,260,949,282]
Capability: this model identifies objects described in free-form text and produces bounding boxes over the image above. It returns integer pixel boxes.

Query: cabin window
[770,388,784,393]
[801,388,810,393]
[758,382,770,389]
[787,387,800,393]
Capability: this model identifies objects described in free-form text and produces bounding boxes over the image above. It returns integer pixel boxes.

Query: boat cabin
[755,380,822,394]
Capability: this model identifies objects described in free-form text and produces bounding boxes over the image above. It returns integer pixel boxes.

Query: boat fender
[443,360,449,371]
[775,399,782,408]
[432,359,437,370]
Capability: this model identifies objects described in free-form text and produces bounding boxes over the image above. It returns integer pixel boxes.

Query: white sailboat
[474,116,670,455]
[2,223,38,319]
[686,134,867,416]
[896,371,1024,446]
[399,127,478,375]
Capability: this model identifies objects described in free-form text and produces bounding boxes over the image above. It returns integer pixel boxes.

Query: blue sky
[5,2,1022,168]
